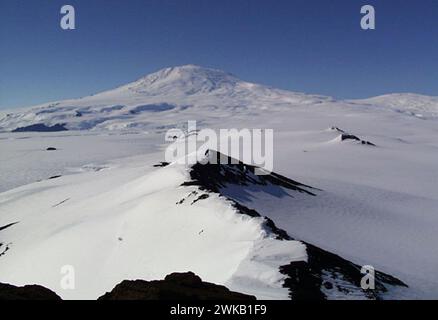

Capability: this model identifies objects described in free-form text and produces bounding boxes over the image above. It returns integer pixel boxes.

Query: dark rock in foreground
[98,272,256,300]
[0,283,61,300]
[0,273,254,300]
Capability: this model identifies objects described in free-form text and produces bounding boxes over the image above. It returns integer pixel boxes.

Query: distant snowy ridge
[351,93,438,119]
[0,65,330,132]
[1,65,437,132]
[2,65,438,132]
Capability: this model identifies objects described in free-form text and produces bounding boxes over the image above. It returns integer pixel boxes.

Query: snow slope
[351,93,438,119]
[0,65,437,299]
[0,149,406,300]
[0,150,310,300]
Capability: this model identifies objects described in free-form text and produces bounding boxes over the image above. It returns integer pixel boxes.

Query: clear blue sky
[1,0,437,109]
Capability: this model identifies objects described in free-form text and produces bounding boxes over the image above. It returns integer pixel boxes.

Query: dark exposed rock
[0,243,11,257]
[48,175,62,180]
[229,197,407,300]
[323,281,333,290]
[98,272,256,300]
[0,283,61,300]
[341,134,361,142]
[181,150,406,300]
[0,223,18,258]
[52,198,70,207]
[12,123,68,133]
[329,126,376,146]
[280,243,407,300]
[0,222,18,232]
[153,162,170,168]
[340,133,375,146]
[0,273,254,301]
[129,103,175,114]
[176,191,199,204]
[362,140,376,146]
[46,147,57,151]
[330,127,376,146]
[231,202,291,241]
[330,126,345,133]
[182,150,316,196]
[191,194,209,204]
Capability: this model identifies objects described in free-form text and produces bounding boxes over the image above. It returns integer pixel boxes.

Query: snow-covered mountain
[1,65,437,133]
[1,65,437,299]
[0,65,333,132]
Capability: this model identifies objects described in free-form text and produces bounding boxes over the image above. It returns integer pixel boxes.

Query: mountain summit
[92,64,323,104]
[1,65,437,132]
[0,65,330,131]
[123,65,240,95]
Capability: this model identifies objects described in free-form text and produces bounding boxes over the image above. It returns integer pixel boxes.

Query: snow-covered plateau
[0,65,437,299]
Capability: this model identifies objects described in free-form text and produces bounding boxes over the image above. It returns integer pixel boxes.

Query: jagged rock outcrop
[98,272,256,300]
[0,272,254,300]
[0,283,61,300]
[330,127,376,146]
[182,150,407,300]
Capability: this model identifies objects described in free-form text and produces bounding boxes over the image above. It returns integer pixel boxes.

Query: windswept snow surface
[1,65,438,299]
[0,151,306,300]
